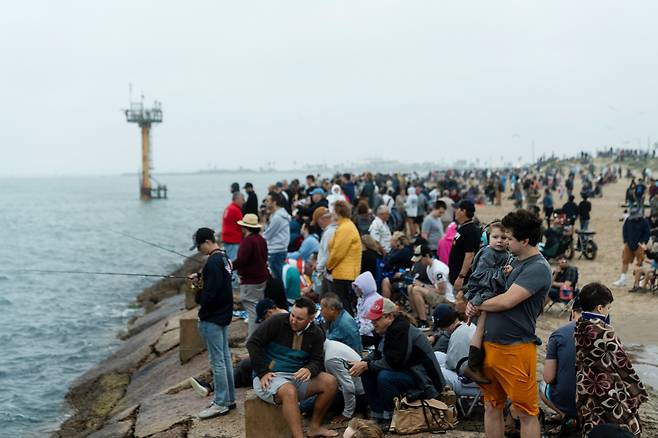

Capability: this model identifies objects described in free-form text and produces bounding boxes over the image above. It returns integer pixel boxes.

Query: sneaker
[462,365,491,384]
[189,377,211,397]
[198,403,229,419]
[417,320,430,330]
[629,286,641,293]
[228,403,237,410]
[612,278,627,287]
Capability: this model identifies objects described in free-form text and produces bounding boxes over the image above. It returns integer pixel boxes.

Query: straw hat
[237,213,261,228]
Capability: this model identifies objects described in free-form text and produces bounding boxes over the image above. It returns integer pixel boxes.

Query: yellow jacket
[327,217,362,281]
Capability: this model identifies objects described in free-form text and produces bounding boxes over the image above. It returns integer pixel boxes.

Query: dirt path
[474,168,658,436]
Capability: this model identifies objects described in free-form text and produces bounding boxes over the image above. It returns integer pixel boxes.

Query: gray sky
[2,1,658,176]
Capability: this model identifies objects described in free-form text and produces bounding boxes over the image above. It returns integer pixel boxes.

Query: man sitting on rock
[247,296,339,438]
[320,293,363,354]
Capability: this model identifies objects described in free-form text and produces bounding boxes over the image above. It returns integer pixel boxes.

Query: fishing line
[9,269,189,279]
[110,230,205,263]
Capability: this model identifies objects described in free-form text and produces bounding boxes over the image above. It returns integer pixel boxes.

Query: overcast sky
[2,1,658,176]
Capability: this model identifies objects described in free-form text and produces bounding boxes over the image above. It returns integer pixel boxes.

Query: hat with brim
[237,213,261,229]
[365,297,397,320]
[190,227,215,250]
[255,298,276,323]
[411,244,432,263]
[432,304,457,330]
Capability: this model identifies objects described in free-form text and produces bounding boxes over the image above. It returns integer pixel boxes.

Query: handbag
[390,396,458,434]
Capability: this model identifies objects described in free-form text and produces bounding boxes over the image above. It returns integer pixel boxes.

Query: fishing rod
[11,269,189,279]
[110,230,205,263]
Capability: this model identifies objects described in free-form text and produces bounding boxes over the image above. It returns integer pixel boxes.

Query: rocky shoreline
[53,256,250,438]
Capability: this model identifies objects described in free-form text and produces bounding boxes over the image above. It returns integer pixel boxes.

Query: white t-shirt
[427,259,455,303]
[405,194,419,217]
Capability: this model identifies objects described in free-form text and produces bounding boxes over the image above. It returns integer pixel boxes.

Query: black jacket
[365,317,445,397]
[243,191,259,215]
[196,250,233,326]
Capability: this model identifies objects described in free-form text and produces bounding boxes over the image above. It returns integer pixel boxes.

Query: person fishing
[188,227,236,419]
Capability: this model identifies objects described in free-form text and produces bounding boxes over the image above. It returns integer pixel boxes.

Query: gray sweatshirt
[324,340,364,418]
[263,207,291,254]
[316,222,337,280]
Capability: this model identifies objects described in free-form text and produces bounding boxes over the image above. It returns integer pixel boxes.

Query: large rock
[87,420,133,438]
[72,319,168,390]
[112,347,209,415]
[155,328,180,355]
[125,294,185,338]
[133,390,208,437]
[229,319,248,347]
[188,387,250,438]
[163,308,198,332]
[244,391,290,438]
[150,424,188,438]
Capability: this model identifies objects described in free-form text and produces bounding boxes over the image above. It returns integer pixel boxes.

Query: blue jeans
[223,243,240,288]
[361,369,416,419]
[198,321,235,407]
[579,219,589,231]
[268,252,286,280]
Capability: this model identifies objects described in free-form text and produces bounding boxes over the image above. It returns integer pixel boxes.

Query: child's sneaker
[464,346,491,384]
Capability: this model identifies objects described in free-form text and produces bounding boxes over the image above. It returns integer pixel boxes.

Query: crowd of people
[188,163,649,438]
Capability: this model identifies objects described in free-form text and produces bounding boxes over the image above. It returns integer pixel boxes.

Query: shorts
[480,341,539,416]
[253,372,311,405]
[414,215,424,225]
[623,245,645,265]
[413,284,447,307]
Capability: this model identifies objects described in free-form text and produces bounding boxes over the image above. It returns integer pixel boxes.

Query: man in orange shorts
[466,210,552,437]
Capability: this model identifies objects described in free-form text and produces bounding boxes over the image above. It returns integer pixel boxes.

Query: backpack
[388,206,404,231]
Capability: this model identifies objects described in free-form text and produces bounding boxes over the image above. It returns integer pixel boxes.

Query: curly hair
[501,209,542,246]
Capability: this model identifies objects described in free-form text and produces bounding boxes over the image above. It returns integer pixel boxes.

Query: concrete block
[244,392,290,438]
[180,318,206,364]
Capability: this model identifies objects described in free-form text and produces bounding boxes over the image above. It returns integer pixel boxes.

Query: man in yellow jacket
[326,200,362,315]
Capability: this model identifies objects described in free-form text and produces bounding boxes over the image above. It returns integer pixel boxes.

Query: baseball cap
[310,187,325,197]
[311,206,330,225]
[190,227,215,250]
[255,298,276,323]
[365,297,397,320]
[411,244,433,263]
[456,199,475,215]
[432,304,457,330]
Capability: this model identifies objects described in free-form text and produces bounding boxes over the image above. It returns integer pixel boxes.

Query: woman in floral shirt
[575,282,648,437]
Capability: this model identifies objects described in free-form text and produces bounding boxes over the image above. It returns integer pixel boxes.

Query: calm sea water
[0,172,299,437]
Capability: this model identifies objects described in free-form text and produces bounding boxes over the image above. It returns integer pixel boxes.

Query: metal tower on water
[124,92,167,200]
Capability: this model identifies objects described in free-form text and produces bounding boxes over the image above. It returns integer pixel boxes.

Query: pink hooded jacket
[438,221,457,264]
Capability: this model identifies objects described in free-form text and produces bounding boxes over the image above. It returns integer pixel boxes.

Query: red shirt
[221,202,243,244]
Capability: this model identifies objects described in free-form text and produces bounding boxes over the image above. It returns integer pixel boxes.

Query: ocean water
[0,172,299,437]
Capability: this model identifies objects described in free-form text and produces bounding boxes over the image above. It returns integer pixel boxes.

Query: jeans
[223,243,240,288]
[268,252,287,280]
[580,219,589,231]
[198,321,235,407]
[361,369,416,419]
[240,281,266,336]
